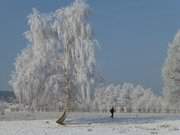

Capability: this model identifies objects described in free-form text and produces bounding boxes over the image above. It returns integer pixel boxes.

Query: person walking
[110,107,115,118]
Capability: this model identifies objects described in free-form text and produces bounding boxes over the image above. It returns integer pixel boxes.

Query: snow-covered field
[1,112,180,135]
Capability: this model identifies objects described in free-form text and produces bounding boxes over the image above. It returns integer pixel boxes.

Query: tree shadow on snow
[69,115,180,125]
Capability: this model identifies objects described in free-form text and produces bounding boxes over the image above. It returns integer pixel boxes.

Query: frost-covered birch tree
[162,31,180,110]
[9,9,65,111]
[9,0,97,111]
[54,0,96,110]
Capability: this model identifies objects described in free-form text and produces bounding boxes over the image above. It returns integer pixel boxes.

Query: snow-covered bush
[0,103,5,115]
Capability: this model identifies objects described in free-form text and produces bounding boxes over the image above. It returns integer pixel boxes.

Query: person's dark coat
[110,107,115,118]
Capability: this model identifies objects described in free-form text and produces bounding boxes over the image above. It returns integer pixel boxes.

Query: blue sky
[0,0,180,95]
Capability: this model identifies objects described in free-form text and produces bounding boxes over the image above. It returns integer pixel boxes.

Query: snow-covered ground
[1,112,180,135]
